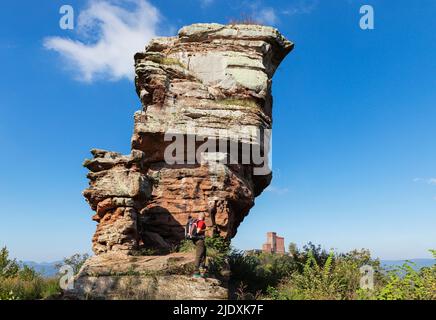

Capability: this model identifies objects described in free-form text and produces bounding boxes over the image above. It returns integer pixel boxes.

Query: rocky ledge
[66,252,228,300]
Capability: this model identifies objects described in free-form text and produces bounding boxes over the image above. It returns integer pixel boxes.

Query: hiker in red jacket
[192,212,207,278]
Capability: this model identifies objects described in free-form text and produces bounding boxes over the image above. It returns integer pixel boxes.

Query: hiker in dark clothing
[189,212,207,278]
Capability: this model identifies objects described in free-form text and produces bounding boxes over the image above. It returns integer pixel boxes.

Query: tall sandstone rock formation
[83,23,293,255]
[76,23,292,300]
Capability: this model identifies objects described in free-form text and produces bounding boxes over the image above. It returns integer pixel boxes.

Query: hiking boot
[199,266,208,278]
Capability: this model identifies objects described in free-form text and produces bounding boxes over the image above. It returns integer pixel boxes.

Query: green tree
[56,253,90,275]
[0,246,61,300]
[375,250,436,300]
[0,247,20,278]
[288,243,298,257]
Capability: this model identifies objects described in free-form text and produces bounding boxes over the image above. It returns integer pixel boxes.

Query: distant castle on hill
[262,232,286,254]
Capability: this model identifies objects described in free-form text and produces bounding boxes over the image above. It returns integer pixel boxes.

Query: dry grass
[228,14,262,26]
[0,277,60,300]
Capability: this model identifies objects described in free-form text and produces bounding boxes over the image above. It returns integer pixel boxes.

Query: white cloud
[414,178,436,185]
[258,7,278,25]
[282,0,318,16]
[43,0,161,82]
[265,185,290,195]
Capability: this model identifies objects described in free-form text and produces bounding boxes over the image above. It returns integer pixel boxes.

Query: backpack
[185,217,197,240]
[185,218,198,240]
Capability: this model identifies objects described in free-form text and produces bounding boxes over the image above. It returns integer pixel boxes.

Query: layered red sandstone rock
[83,23,293,255]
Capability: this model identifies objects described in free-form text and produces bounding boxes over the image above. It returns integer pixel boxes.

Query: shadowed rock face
[83,23,293,255]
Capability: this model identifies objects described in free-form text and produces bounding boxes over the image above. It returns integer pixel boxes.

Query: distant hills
[381,259,434,270]
[20,261,61,278]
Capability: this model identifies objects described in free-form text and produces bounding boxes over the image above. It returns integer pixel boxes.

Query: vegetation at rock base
[179,237,436,300]
[0,248,93,300]
[178,238,197,253]
[0,247,60,300]
[1,243,435,300]
[205,236,231,275]
[229,243,436,300]
[178,235,231,276]
[131,248,158,257]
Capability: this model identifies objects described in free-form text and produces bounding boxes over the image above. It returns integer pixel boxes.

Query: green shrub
[229,250,297,297]
[0,274,61,300]
[0,246,63,300]
[179,236,231,276]
[55,253,90,275]
[0,247,20,278]
[263,248,436,300]
[228,245,385,300]
[375,250,436,300]
[205,236,230,275]
[291,242,333,272]
[178,239,196,253]
[270,251,356,300]
[131,248,158,256]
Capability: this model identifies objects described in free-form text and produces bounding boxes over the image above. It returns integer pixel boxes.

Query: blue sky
[1,0,435,262]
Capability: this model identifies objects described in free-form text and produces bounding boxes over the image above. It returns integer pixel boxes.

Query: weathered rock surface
[79,23,292,299]
[131,23,293,246]
[83,149,151,254]
[83,23,292,254]
[66,252,228,300]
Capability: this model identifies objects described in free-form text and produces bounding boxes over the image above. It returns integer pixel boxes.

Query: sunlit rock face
[83,23,293,255]
[83,149,151,254]
[66,252,229,300]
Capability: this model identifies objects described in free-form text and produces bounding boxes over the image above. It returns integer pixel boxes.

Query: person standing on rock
[192,212,207,278]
